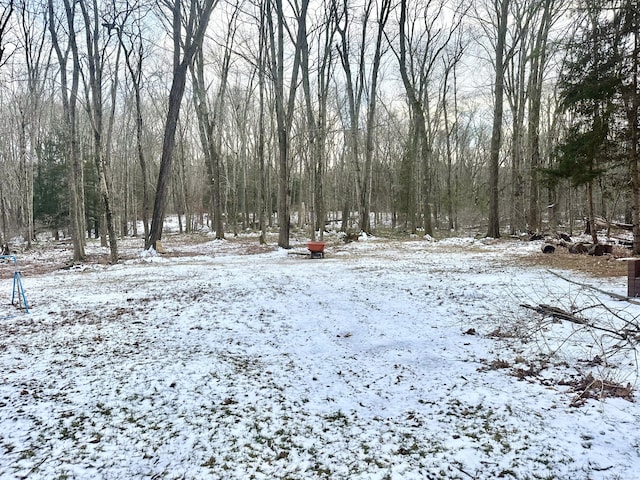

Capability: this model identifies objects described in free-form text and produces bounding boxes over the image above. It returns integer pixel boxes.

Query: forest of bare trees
[0,0,638,261]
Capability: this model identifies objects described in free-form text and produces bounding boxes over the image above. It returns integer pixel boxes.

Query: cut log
[568,242,589,254]
[344,232,359,243]
[588,243,613,256]
[542,244,556,254]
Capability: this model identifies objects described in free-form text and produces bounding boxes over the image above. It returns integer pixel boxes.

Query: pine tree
[34,136,69,238]
[551,0,621,243]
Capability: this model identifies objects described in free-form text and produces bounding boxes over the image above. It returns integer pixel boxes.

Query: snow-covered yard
[1,233,639,479]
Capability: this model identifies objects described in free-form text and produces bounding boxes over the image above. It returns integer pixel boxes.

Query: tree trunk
[487,0,510,238]
[527,0,554,234]
[191,41,228,240]
[146,0,218,250]
[257,0,268,245]
[266,0,306,248]
[117,12,150,240]
[360,0,390,235]
[336,0,364,234]
[507,41,527,236]
[629,25,640,254]
[49,0,86,261]
[80,0,118,263]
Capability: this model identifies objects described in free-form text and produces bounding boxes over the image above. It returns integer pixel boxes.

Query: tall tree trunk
[487,0,510,238]
[266,0,306,248]
[527,0,554,234]
[360,0,390,234]
[507,40,527,235]
[115,9,149,240]
[257,0,268,244]
[49,0,86,261]
[336,0,365,234]
[628,19,640,254]
[146,0,218,250]
[80,0,118,263]
[443,65,454,231]
[268,0,289,247]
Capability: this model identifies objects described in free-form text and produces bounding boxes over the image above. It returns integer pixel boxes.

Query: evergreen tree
[615,0,640,253]
[34,136,69,238]
[551,0,621,243]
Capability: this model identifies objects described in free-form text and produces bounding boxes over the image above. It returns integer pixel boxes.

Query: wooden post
[628,259,640,297]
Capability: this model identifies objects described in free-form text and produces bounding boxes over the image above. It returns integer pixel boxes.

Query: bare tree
[266,0,307,248]
[487,0,510,238]
[396,0,466,235]
[79,0,119,263]
[14,0,48,248]
[503,0,532,235]
[442,38,466,231]
[111,1,152,240]
[300,1,338,241]
[335,0,363,233]
[0,0,13,68]
[191,1,241,240]
[256,0,268,244]
[145,0,219,250]
[335,0,390,235]
[360,0,391,234]
[526,0,559,233]
[48,0,86,261]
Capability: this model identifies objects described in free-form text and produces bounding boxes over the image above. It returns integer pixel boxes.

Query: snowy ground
[1,231,639,479]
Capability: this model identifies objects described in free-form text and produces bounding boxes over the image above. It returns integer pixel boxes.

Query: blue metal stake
[1,255,29,313]
[12,272,29,313]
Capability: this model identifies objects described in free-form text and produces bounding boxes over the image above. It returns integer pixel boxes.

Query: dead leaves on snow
[478,355,634,406]
[560,373,633,407]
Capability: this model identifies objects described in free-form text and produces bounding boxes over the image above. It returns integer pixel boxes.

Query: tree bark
[80,0,118,263]
[116,9,150,240]
[628,16,640,255]
[527,0,554,234]
[266,0,306,248]
[146,0,218,250]
[487,0,510,238]
[49,0,86,261]
[360,0,391,234]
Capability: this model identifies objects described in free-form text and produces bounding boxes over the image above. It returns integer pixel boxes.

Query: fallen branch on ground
[546,269,638,304]
[520,303,636,341]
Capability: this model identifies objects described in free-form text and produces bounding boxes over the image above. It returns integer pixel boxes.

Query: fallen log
[559,241,613,255]
[594,216,633,232]
[568,242,589,254]
[542,244,556,254]
[556,232,572,242]
[588,243,613,256]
